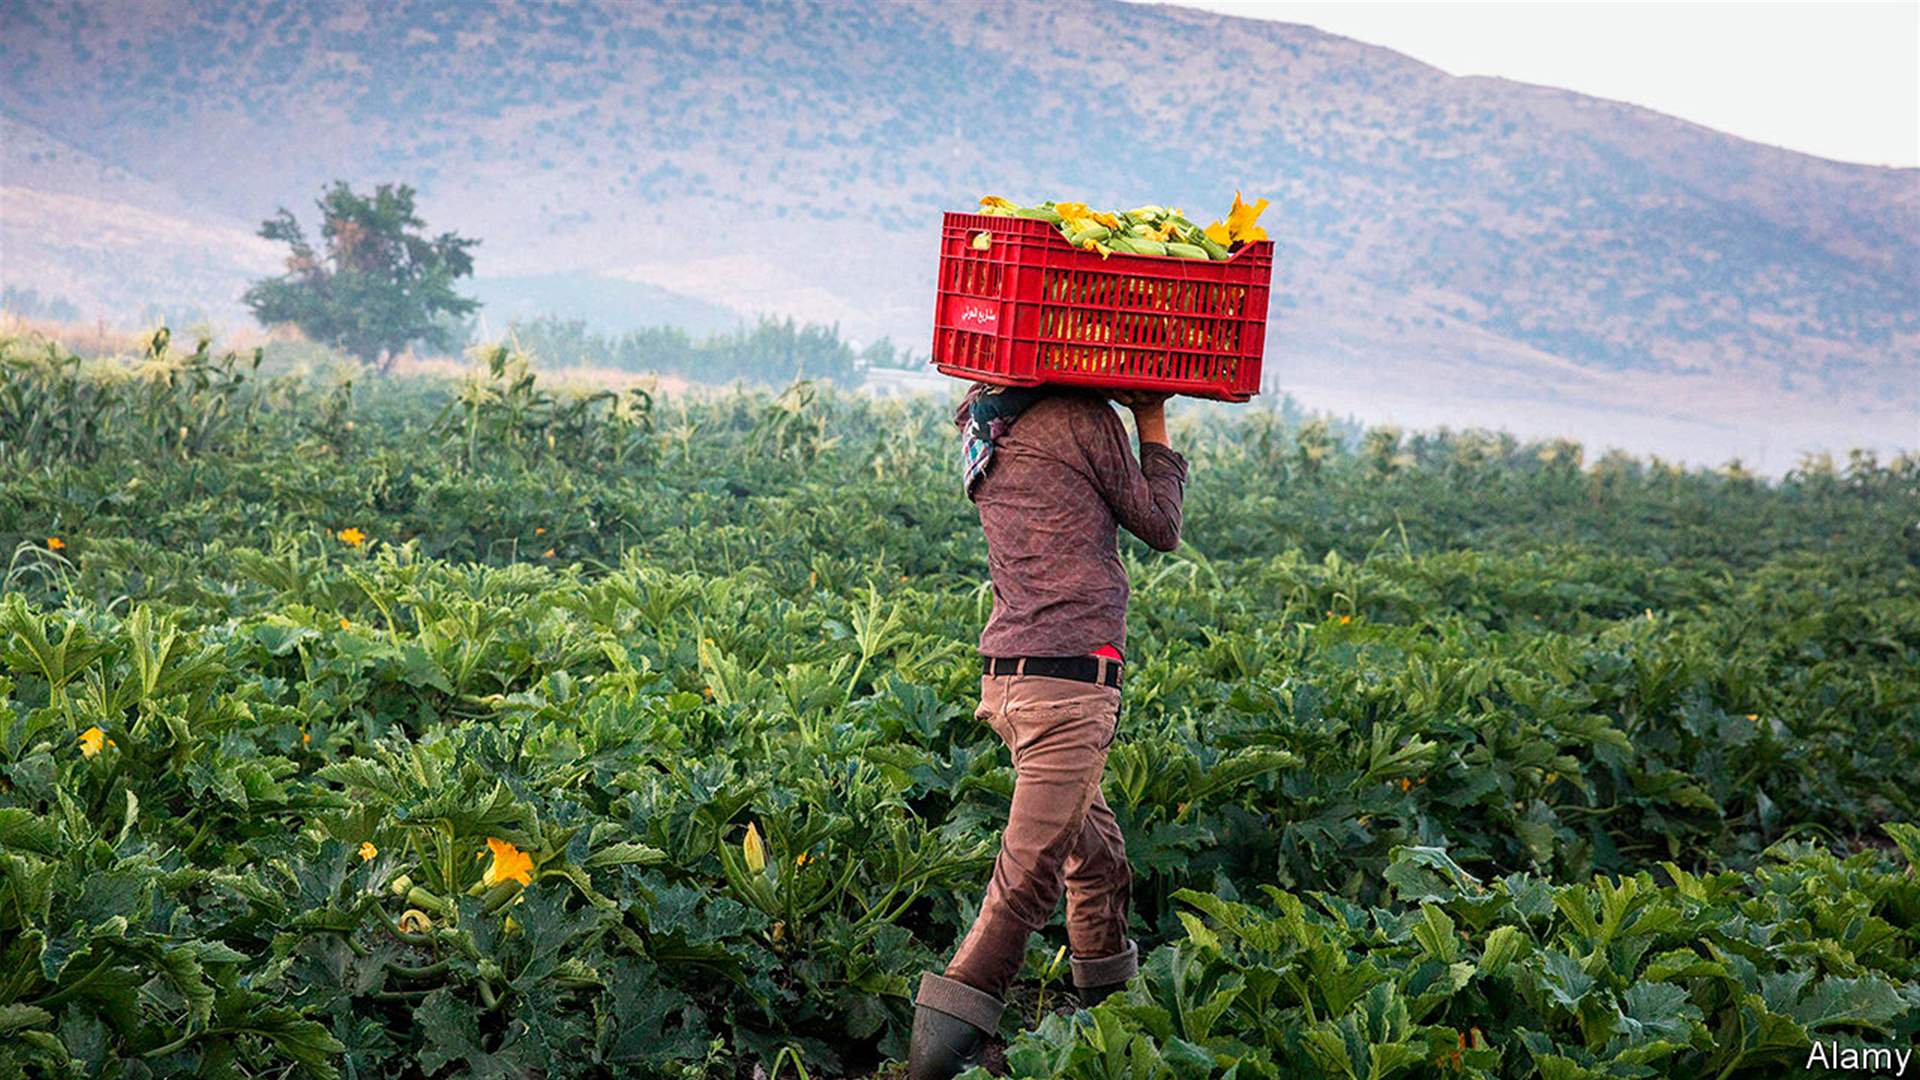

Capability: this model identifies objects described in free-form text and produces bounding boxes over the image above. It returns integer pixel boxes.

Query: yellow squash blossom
[1203,220,1231,247]
[979,195,1015,210]
[359,841,378,861]
[1225,190,1270,242]
[338,617,351,630]
[482,838,534,887]
[78,726,110,758]
[743,822,767,874]
[47,536,66,550]
[337,527,367,547]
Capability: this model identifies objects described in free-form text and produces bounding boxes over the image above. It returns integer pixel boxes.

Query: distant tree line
[506,315,919,388]
[2,286,81,322]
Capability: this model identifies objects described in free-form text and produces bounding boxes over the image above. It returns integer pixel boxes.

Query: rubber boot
[1074,979,1126,1008]
[1071,938,1139,1012]
[907,972,1003,1080]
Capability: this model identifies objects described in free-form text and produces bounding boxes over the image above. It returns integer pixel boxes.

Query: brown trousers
[940,670,1138,999]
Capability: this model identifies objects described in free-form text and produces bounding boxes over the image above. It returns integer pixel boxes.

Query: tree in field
[244,181,479,371]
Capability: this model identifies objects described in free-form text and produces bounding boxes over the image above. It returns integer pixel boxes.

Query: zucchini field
[2,336,1916,1078]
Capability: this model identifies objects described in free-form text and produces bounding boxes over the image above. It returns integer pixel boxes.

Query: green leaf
[1615,980,1699,1048]
[1539,950,1595,1009]
[511,884,607,986]
[0,1004,53,1034]
[1410,905,1459,963]
[1882,823,1920,871]
[252,619,320,657]
[1162,1037,1216,1080]
[415,989,483,1075]
[0,808,61,857]
[1384,846,1482,903]
[1786,975,1910,1034]
[1479,925,1528,979]
[244,1005,344,1078]
[581,842,667,869]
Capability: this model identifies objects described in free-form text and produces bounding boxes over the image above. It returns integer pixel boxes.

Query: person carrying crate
[907,382,1189,1079]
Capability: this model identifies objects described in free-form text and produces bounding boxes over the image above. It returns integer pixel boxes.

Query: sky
[1154,1,1920,168]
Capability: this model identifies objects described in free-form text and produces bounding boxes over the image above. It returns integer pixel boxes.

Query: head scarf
[958,383,1049,496]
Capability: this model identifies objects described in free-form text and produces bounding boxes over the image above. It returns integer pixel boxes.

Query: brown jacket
[957,389,1189,658]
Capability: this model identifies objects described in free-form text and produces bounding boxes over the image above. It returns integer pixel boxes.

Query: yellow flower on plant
[1339,615,1352,625]
[359,841,377,861]
[481,837,534,887]
[78,726,110,758]
[337,527,367,548]
[794,851,812,868]
[743,822,766,874]
[46,536,66,550]
[339,617,351,630]
[301,728,311,746]
[542,548,556,558]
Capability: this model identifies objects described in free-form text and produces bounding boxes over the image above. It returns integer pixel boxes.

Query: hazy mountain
[2,0,1913,467]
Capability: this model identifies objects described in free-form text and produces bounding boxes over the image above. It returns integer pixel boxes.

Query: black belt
[983,655,1122,688]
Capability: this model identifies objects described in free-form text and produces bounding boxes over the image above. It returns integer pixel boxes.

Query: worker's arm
[1078,393,1187,551]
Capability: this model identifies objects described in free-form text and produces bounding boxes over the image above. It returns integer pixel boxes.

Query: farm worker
[907,382,1188,1078]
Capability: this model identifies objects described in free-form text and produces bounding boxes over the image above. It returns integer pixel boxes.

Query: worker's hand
[1111,391,1172,447]
[1107,390,1172,410]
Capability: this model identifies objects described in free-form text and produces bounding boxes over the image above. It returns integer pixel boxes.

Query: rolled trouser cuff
[915,972,1005,1033]
[1070,938,1138,988]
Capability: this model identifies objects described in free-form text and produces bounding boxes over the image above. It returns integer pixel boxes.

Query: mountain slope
[1,0,1912,464]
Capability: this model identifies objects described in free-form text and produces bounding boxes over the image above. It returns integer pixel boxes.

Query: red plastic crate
[930,211,1271,402]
